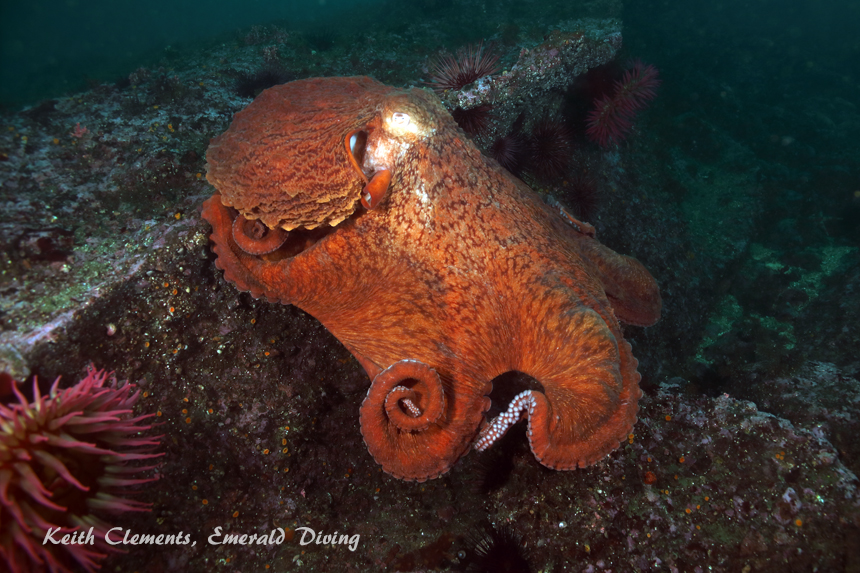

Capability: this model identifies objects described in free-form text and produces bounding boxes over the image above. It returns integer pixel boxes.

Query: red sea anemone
[0,366,162,573]
[426,42,499,93]
[586,60,660,147]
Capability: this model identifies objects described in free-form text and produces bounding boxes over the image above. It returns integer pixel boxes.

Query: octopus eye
[348,130,368,166]
[391,112,411,127]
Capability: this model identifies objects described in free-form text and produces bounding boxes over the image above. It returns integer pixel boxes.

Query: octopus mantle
[201,76,661,481]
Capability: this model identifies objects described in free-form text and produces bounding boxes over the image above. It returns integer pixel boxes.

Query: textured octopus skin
[201,77,661,482]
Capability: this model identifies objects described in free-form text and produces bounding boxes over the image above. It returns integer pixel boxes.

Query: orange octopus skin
[201,76,662,482]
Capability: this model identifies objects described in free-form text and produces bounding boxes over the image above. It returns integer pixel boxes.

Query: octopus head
[346,89,442,209]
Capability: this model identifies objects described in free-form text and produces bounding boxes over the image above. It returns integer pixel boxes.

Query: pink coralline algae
[0,366,163,573]
[586,60,661,147]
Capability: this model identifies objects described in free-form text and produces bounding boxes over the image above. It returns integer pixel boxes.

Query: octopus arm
[508,296,641,469]
[360,360,489,481]
[201,194,297,304]
[573,238,662,327]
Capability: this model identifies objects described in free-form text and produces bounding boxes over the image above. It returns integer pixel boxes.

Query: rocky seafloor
[2,5,860,573]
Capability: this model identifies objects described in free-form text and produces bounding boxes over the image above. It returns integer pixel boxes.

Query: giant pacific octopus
[201,76,661,481]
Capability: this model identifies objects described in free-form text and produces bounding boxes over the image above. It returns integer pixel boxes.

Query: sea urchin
[426,42,499,93]
[0,366,163,573]
[465,525,531,573]
[527,116,573,182]
[490,132,528,175]
[586,60,660,147]
[560,173,600,222]
[452,104,494,136]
